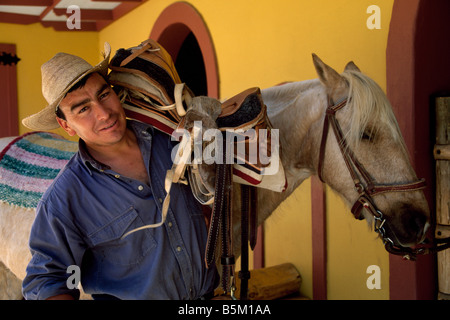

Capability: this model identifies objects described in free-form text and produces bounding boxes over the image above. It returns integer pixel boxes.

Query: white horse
[0,55,429,299]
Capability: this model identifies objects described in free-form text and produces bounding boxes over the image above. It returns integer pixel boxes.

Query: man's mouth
[101,120,117,131]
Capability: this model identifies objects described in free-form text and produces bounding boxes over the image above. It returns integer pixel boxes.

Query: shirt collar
[78,120,154,175]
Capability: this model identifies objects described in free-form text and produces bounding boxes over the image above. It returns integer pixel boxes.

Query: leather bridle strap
[318,98,427,219]
[315,98,449,260]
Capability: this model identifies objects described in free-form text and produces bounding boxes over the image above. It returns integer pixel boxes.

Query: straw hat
[22,42,111,131]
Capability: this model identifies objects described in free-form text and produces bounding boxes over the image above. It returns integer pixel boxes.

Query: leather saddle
[108,39,286,299]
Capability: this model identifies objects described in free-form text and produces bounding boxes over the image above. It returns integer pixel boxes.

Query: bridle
[318,98,450,260]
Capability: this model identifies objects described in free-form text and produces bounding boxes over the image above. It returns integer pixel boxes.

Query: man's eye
[79,106,88,114]
[99,91,110,100]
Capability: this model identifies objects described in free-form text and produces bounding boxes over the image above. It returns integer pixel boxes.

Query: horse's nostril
[403,210,427,242]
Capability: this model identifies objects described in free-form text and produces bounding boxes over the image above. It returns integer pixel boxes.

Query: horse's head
[312,54,430,249]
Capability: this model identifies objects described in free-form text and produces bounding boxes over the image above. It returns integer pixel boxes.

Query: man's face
[56,73,127,148]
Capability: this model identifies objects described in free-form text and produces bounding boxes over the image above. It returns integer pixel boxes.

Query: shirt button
[176,246,182,252]
[138,185,144,191]
[158,198,163,203]
[114,174,120,178]
[168,222,173,227]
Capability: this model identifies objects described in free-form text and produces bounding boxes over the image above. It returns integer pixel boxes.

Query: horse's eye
[361,131,374,142]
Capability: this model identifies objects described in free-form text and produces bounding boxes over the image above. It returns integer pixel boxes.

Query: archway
[150,2,219,98]
[175,32,207,96]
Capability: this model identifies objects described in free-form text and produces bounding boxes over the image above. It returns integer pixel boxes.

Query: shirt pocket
[87,207,157,266]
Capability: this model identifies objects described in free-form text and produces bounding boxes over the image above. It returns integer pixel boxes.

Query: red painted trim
[311,176,327,300]
[0,0,147,31]
[39,0,58,20]
[53,8,113,21]
[150,2,219,99]
[386,0,450,300]
[0,12,39,24]
[40,21,98,31]
[0,0,53,5]
[253,226,264,269]
[0,43,19,138]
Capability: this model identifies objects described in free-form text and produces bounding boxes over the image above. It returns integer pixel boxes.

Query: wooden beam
[253,226,264,269]
[0,0,53,5]
[40,20,98,31]
[311,176,327,300]
[0,12,39,24]
[95,1,147,31]
[53,8,113,20]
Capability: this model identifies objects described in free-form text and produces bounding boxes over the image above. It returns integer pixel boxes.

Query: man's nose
[93,103,110,120]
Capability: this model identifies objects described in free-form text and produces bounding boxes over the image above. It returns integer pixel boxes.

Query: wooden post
[232,263,302,300]
[0,43,19,138]
[435,96,450,299]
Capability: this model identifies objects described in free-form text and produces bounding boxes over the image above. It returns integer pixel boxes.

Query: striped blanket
[0,132,78,208]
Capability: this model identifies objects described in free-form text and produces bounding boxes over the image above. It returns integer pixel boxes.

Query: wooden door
[435,96,450,299]
[0,43,19,138]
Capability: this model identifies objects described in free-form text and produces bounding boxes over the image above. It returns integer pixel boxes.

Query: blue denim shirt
[22,120,218,300]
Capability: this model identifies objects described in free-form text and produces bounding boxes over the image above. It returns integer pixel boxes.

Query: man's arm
[23,199,84,300]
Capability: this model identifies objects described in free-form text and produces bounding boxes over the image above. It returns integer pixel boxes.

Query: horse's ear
[344,61,361,72]
[312,53,346,92]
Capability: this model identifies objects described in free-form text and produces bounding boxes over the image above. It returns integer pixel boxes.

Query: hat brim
[22,43,111,131]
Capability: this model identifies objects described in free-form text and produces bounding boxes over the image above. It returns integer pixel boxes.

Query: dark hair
[55,72,108,120]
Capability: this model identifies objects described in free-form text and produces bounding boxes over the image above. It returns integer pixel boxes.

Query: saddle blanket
[0,132,77,208]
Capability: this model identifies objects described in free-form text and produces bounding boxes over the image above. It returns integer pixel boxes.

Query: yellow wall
[99,0,394,300]
[0,22,98,140]
[2,0,395,299]
[185,0,393,299]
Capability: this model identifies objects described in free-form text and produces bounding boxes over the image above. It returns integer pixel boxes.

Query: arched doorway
[387,0,450,300]
[150,2,219,99]
[175,32,207,96]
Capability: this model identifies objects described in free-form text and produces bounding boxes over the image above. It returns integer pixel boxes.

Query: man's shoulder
[40,152,84,200]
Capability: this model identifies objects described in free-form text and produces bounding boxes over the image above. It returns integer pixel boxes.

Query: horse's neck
[263,80,325,182]
[258,80,326,220]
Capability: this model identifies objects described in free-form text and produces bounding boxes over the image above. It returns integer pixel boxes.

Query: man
[21,43,218,300]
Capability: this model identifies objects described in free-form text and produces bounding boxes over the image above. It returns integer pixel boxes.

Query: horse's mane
[341,70,405,150]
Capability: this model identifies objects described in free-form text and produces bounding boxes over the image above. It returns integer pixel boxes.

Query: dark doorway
[175,32,207,97]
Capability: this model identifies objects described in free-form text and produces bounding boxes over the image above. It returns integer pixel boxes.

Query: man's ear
[56,116,76,136]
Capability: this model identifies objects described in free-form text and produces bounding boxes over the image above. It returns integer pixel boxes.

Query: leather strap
[204,158,230,268]
[220,163,234,293]
[239,185,250,300]
[120,41,154,67]
[249,185,258,250]
[316,98,444,259]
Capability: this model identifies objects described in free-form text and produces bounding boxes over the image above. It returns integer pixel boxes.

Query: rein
[317,98,450,260]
